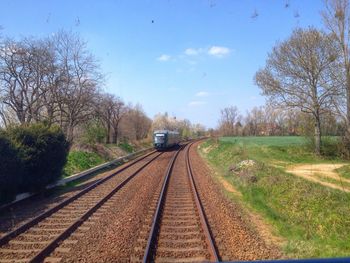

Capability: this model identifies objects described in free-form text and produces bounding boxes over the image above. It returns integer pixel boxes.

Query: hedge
[0,133,22,202]
[0,123,69,203]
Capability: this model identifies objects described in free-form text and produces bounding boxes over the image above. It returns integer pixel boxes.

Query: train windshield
[154,134,165,143]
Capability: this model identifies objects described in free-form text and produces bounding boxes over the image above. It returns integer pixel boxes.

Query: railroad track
[132,142,219,262]
[0,150,164,263]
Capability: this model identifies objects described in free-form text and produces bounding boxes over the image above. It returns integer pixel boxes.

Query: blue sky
[0,0,325,128]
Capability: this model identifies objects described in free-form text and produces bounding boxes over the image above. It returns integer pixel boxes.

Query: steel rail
[0,150,158,248]
[230,258,350,263]
[186,142,219,262]
[0,147,154,213]
[28,151,163,263]
[142,145,185,263]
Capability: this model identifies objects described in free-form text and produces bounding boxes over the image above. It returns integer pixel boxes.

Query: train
[153,130,181,150]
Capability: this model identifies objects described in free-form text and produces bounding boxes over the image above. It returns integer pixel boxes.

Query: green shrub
[321,136,340,157]
[81,120,106,145]
[63,151,105,177]
[339,135,350,159]
[119,142,134,153]
[0,133,22,202]
[6,123,69,193]
[305,135,340,158]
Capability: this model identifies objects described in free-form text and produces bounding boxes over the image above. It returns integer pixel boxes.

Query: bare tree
[0,38,52,125]
[39,38,63,126]
[219,106,240,136]
[0,30,159,148]
[177,118,192,139]
[191,123,206,137]
[110,97,126,144]
[52,31,102,142]
[255,28,340,154]
[96,93,116,143]
[129,104,152,140]
[243,106,265,136]
[118,103,151,141]
[152,112,177,131]
[322,0,350,131]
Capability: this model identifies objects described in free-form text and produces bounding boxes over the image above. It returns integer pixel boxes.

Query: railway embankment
[0,150,163,262]
[199,137,350,258]
[0,146,153,237]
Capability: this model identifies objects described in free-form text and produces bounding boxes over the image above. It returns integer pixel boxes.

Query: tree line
[218,105,342,137]
[152,112,206,139]
[220,0,350,156]
[0,30,207,147]
[0,30,152,145]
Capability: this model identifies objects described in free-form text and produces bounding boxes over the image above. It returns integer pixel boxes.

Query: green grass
[118,142,134,153]
[336,165,350,180]
[218,136,343,167]
[220,136,307,146]
[63,151,107,177]
[200,137,350,258]
[312,173,350,189]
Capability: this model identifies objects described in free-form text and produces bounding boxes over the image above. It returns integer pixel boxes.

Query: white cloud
[196,91,210,97]
[188,101,206,107]
[157,54,171,61]
[184,48,203,56]
[208,46,231,57]
[184,46,231,59]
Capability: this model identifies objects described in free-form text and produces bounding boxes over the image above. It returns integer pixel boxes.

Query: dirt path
[286,163,350,193]
[218,177,243,197]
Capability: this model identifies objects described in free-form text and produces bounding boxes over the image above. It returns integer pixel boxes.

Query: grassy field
[337,165,350,180]
[199,136,350,258]
[220,136,308,146]
[118,142,134,153]
[62,141,153,178]
[63,151,107,177]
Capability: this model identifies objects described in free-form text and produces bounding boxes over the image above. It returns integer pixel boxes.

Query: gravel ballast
[0,152,155,237]
[1,142,283,262]
[58,151,175,262]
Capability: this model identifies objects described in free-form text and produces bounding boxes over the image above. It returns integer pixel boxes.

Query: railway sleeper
[42,256,62,263]
[53,247,71,254]
[160,225,200,232]
[162,212,197,217]
[163,206,195,210]
[154,256,208,263]
[9,240,48,246]
[70,232,84,238]
[37,222,73,228]
[162,214,197,220]
[162,208,195,213]
[0,248,40,257]
[0,259,33,263]
[155,247,209,258]
[43,216,76,221]
[158,239,204,249]
[158,238,203,245]
[161,217,198,223]
[16,233,56,241]
[163,203,194,207]
[159,231,203,239]
[1,241,45,250]
[157,233,204,241]
[160,221,199,227]
[27,227,67,233]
